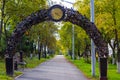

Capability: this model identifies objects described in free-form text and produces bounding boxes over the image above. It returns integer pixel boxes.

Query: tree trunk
[115,29,120,73]
[4,17,10,45]
[38,44,40,60]
[0,0,5,49]
[0,0,5,36]
[44,45,47,58]
[39,43,42,59]
[38,37,41,60]
[77,41,81,59]
[78,48,80,59]
[117,62,120,73]
[108,39,116,65]
[68,49,72,59]
[117,48,120,73]
[112,49,116,65]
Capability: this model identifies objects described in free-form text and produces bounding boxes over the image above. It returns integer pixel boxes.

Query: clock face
[48,5,65,22]
[51,8,63,20]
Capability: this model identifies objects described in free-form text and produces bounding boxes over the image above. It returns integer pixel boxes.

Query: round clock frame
[48,5,65,22]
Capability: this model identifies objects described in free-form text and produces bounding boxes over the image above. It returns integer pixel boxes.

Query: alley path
[15,55,88,80]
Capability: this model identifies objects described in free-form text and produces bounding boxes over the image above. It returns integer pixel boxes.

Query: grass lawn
[0,60,20,80]
[0,57,49,80]
[24,57,48,68]
[66,56,120,80]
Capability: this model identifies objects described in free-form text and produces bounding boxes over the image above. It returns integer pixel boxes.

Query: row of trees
[0,0,58,59]
[58,0,120,72]
[28,22,58,59]
[59,22,90,60]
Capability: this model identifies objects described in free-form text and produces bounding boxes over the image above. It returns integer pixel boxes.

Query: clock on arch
[48,5,65,22]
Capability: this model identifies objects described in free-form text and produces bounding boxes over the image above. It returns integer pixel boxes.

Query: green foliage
[75,0,120,42]
[0,0,58,58]
[4,0,46,31]
[59,22,90,58]
[16,35,34,56]
[59,22,72,50]
[24,57,47,68]
[0,60,22,80]
[75,0,120,66]
[29,21,58,52]
[0,0,47,58]
[75,0,90,18]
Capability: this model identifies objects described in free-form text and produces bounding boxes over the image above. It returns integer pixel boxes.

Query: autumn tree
[75,0,120,72]
[0,0,47,58]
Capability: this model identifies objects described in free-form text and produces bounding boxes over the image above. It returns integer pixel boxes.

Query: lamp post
[90,0,96,77]
[61,0,75,60]
[72,24,75,60]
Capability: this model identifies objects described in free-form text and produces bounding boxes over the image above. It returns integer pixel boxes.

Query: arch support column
[5,57,14,76]
[100,58,108,80]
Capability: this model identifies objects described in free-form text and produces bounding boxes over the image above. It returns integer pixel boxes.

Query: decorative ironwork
[64,8,108,58]
[5,5,108,58]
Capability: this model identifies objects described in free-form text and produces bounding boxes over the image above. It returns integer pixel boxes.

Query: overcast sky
[50,0,75,8]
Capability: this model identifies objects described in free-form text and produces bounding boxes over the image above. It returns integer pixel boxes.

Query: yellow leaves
[94,0,120,41]
[28,21,57,50]
[75,0,90,18]
[75,26,88,39]
[95,13,113,29]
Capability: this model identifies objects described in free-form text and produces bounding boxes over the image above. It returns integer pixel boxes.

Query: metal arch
[5,6,108,58]
[64,8,108,58]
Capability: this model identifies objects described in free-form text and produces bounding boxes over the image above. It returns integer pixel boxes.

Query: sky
[50,0,75,8]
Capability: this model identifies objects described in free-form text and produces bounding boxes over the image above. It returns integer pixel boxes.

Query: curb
[14,73,24,80]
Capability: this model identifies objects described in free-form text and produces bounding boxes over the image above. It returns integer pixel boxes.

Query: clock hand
[55,12,60,16]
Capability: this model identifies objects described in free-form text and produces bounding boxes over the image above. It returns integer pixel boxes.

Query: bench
[18,61,27,70]
[14,51,27,70]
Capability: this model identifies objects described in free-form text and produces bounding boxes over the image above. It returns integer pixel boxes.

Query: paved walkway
[15,55,88,80]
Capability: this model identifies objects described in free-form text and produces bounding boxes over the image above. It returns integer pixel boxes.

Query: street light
[62,0,96,76]
[90,0,96,77]
[61,0,75,60]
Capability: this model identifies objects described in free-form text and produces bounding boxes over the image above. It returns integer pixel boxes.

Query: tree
[28,21,58,59]
[76,0,120,72]
[59,21,91,60]
[95,0,120,68]
[103,0,120,72]
[59,22,73,58]
[0,0,47,58]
